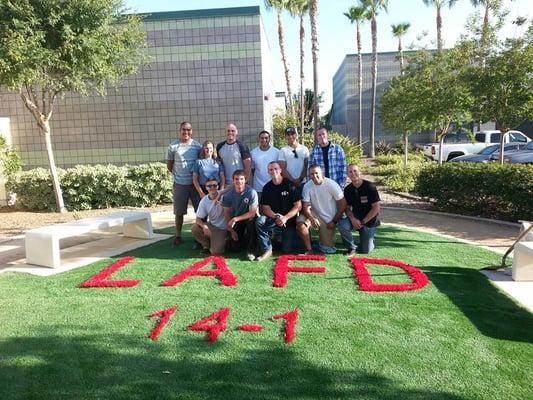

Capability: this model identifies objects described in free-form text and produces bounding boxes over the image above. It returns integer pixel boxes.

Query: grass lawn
[1,225,532,400]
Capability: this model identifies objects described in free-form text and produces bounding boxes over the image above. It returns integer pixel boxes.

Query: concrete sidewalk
[0,207,531,312]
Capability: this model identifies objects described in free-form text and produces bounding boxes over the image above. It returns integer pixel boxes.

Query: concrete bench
[511,221,533,281]
[25,211,154,268]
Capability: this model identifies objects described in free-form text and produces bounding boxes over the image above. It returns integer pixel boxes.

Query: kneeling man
[256,161,302,261]
[191,177,227,255]
[338,164,381,254]
[297,164,346,254]
[222,170,259,260]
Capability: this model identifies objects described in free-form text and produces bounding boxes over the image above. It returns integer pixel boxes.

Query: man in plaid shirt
[309,127,347,188]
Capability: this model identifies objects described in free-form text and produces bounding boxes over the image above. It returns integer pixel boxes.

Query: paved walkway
[1,207,531,312]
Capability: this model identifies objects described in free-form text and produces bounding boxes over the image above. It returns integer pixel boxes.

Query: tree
[380,73,425,167]
[391,22,410,74]
[469,0,503,59]
[309,0,320,129]
[0,0,146,212]
[344,5,368,145]
[361,0,389,159]
[265,0,294,114]
[468,35,533,164]
[422,0,458,53]
[287,0,309,140]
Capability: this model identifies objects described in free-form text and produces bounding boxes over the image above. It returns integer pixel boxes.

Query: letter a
[161,256,237,287]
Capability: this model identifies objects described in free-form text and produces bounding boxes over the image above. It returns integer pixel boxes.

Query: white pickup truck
[423,130,531,162]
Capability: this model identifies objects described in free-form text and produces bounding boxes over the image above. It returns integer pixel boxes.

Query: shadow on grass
[0,329,465,400]
[423,266,533,343]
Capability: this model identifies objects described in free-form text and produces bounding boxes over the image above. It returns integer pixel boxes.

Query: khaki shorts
[296,210,336,248]
[191,222,227,255]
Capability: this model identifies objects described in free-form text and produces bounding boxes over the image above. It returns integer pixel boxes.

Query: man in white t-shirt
[297,164,347,254]
[191,177,227,255]
[278,127,309,189]
[251,130,279,199]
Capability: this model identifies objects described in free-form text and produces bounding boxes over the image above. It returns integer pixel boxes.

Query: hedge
[416,163,533,221]
[7,163,173,211]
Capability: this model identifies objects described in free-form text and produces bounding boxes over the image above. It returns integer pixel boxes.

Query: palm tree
[288,0,309,138]
[265,0,294,112]
[391,23,410,74]
[422,0,458,53]
[344,5,368,145]
[469,0,502,62]
[309,0,319,129]
[361,0,388,159]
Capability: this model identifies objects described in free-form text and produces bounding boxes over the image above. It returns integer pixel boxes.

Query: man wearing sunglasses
[191,178,227,255]
[278,127,309,188]
[255,161,302,261]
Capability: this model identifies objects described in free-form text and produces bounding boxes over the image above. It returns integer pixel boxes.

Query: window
[508,131,527,143]
[490,133,501,143]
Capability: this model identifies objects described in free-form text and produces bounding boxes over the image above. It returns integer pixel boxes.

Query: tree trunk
[438,134,445,166]
[403,131,409,168]
[357,21,363,145]
[309,0,319,129]
[369,15,377,158]
[277,10,293,113]
[398,36,404,74]
[436,5,442,53]
[42,121,66,213]
[300,14,305,141]
[498,127,507,165]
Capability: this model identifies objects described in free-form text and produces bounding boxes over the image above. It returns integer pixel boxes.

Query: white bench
[512,221,533,281]
[25,211,154,268]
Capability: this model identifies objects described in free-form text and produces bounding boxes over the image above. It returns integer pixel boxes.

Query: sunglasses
[206,184,218,188]
[292,149,298,159]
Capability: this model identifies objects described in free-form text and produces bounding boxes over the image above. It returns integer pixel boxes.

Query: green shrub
[7,163,173,211]
[381,167,418,192]
[370,154,430,192]
[0,136,23,177]
[416,163,533,221]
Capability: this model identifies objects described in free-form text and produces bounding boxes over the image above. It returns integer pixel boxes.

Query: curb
[382,206,521,228]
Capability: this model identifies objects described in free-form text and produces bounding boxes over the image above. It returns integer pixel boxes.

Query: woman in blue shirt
[193,140,225,198]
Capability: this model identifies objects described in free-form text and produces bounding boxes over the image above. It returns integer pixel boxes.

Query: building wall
[331,51,432,151]
[0,6,273,169]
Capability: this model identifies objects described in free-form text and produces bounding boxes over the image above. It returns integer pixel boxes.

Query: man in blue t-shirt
[222,169,258,261]
[166,121,201,246]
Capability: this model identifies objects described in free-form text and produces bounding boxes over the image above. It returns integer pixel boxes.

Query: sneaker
[246,253,256,261]
[303,249,314,255]
[191,241,201,250]
[172,236,182,247]
[200,248,210,255]
[256,249,272,262]
[346,248,357,257]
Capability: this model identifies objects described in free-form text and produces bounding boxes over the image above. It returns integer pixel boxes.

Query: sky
[124,0,531,113]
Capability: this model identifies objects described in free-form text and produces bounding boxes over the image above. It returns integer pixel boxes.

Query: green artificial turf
[1,225,532,400]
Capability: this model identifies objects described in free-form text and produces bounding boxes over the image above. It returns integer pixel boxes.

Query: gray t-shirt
[196,194,227,230]
[221,186,258,217]
[216,140,250,185]
[166,139,201,185]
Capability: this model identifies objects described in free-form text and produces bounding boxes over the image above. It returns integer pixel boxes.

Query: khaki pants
[296,211,336,248]
[191,223,227,255]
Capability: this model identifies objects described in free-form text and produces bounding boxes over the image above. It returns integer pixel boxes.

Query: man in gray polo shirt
[166,121,202,247]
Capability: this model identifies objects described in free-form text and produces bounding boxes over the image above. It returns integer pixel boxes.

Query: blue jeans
[256,216,298,254]
[337,217,376,254]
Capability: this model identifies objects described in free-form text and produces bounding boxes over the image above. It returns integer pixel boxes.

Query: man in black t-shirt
[338,164,381,254]
[255,161,302,261]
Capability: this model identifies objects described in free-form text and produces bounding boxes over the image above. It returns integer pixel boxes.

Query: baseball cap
[284,127,297,135]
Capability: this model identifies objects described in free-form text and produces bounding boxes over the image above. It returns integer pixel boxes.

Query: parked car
[500,141,533,164]
[423,130,530,162]
[450,143,526,163]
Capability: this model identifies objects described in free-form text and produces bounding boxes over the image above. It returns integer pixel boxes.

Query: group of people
[166,121,381,261]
